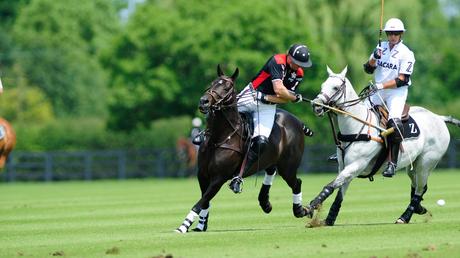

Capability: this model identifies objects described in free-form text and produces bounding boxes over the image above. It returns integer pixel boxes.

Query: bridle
[204,78,236,111]
[201,76,245,153]
[317,76,346,108]
[318,76,373,110]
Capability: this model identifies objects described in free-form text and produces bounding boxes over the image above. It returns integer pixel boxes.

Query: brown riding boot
[383,118,403,178]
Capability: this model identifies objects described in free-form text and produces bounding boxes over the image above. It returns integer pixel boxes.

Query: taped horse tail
[442,115,460,128]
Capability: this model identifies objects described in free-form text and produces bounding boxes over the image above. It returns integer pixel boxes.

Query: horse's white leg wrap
[293,192,302,204]
[195,208,209,231]
[263,172,276,185]
[176,210,198,233]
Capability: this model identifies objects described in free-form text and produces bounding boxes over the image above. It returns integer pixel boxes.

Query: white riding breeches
[369,86,408,119]
[237,84,276,138]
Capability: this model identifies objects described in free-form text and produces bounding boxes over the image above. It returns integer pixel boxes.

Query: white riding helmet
[383,18,406,32]
[192,117,202,127]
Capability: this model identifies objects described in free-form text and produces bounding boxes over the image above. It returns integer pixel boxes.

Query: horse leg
[277,163,308,218]
[258,165,276,214]
[176,176,225,233]
[192,173,211,232]
[396,162,432,224]
[325,183,350,226]
[306,161,365,218]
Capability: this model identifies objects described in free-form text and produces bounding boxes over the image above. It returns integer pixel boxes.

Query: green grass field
[1,169,459,258]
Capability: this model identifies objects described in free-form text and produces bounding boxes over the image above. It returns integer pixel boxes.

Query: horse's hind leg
[258,166,276,214]
[396,160,433,224]
[277,164,308,218]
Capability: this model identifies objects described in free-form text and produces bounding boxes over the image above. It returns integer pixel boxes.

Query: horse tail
[441,115,460,128]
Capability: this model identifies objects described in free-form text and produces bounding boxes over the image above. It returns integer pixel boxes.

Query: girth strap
[337,132,371,142]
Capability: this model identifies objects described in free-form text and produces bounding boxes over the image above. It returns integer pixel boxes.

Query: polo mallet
[379,0,384,47]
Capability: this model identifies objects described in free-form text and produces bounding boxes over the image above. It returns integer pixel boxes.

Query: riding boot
[229,135,268,193]
[383,118,403,178]
[382,143,399,177]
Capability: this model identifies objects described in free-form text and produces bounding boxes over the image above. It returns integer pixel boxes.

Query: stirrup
[228,176,243,194]
[192,135,203,146]
[383,162,396,178]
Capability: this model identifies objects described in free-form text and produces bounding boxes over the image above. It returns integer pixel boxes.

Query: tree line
[0,0,459,151]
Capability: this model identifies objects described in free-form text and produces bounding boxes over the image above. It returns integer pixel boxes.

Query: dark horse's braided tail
[442,116,460,127]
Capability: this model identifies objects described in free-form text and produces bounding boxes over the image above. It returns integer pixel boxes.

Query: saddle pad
[402,116,420,139]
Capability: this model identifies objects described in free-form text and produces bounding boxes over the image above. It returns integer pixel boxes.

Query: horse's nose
[199,96,209,107]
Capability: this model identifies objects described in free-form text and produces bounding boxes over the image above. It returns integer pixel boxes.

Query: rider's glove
[255,91,269,104]
[292,93,303,103]
[372,46,383,60]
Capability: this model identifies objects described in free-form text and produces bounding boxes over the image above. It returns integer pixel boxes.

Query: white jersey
[370,40,415,85]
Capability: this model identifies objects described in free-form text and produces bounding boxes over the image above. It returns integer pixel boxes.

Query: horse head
[312,66,348,116]
[199,64,239,114]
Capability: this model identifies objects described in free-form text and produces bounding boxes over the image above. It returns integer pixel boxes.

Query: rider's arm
[264,80,296,104]
[379,74,409,89]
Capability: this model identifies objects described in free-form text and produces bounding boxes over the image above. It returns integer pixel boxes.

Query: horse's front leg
[175,176,226,233]
[306,161,363,218]
[258,166,276,213]
[324,182,351,226]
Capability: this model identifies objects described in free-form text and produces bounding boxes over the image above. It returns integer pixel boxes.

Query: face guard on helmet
[288,44,312,68]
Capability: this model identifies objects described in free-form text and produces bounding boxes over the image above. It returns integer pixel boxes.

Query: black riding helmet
[288,44,312,68]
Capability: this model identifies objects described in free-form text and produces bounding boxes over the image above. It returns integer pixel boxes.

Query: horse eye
[333,86,339,91]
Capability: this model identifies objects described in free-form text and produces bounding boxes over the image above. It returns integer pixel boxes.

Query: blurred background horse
[176,137,198,176]
[0,117,16,169]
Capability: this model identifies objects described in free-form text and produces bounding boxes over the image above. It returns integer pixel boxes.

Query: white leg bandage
[293,192,302,204]
[177,210,198,233]
[195,208,209,231]
[263,172,276,185]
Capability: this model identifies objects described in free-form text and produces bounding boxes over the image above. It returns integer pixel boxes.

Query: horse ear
[217,64,224,77]
[231,68,239,81]
[326,65,333,76]
[339,66,348,78]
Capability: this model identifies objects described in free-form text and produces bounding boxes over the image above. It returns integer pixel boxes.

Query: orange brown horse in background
[176,137,198,175]
[0,117,16,169]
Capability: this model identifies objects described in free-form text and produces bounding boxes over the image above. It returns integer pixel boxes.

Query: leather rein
[202,78,245,154]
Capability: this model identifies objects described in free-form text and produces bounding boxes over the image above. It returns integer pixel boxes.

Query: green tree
[12,0,122,117]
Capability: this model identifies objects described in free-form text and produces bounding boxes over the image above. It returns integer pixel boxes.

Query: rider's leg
[229,100,275,193]
[383,118,403,177]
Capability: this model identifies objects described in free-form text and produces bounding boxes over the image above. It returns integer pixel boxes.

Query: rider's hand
[369,82,384,91]
[255,91,269,104]
[372,46,383,60]
[292,93,303,103]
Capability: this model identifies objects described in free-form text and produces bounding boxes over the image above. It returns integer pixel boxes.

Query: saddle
[372,104,420,139]
[358,104,421,180]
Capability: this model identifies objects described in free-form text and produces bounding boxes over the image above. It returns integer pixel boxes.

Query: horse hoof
[192,228,205,232]
[395,218,407,224]
[174,228,187,233]
[260,203,272,214]
[305,206,314,219]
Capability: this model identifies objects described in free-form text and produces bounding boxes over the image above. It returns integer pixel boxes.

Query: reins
[203,78,246,153]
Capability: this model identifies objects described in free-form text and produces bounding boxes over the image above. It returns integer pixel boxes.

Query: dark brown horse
[176,65,309,233]
[0,117,16,169]
[176,137,198,176]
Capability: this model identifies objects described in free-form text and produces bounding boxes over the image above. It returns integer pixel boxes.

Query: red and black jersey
[251,54,304,95]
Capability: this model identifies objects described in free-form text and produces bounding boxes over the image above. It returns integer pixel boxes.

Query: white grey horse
[306,66,460,225]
